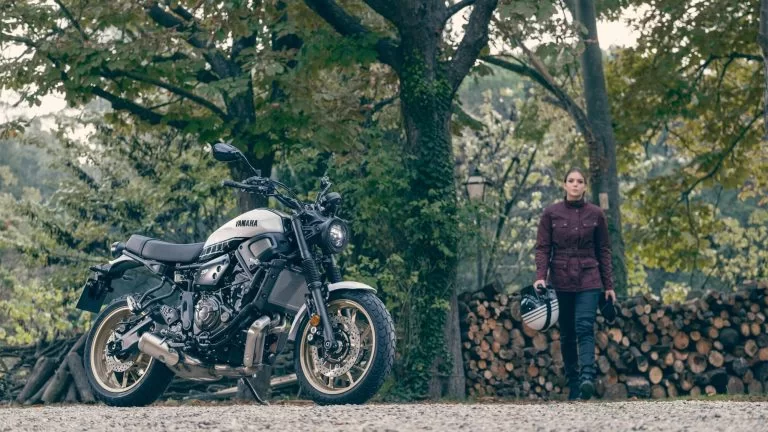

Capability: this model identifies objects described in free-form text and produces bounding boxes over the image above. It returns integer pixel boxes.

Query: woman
[534,168,616,401]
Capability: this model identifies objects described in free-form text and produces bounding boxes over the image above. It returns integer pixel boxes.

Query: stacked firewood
[459,283,768,400]
[0,334,94,405]
[1,335,298,404]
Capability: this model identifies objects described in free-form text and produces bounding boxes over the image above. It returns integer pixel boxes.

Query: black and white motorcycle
[75,142,395,406]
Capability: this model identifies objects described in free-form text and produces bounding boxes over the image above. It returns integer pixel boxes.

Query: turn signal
[309,314,321,327]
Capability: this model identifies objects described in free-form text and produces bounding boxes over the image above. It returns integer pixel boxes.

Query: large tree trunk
[759,0,768,138]
[398,36,464,399]
[574,0,628,294]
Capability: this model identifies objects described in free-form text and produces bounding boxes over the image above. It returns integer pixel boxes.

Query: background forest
[1,0,767,400]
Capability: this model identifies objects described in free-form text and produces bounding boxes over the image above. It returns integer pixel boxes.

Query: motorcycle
[75,142,395,406]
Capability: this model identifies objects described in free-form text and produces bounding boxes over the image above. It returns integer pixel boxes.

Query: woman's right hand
[534,279,547,292]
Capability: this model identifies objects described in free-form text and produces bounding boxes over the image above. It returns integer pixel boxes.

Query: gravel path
[1,400,766,431]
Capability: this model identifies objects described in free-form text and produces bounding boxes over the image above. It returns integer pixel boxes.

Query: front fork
[291,216,338,351]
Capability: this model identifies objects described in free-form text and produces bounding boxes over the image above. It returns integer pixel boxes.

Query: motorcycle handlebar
[223,178,303,211]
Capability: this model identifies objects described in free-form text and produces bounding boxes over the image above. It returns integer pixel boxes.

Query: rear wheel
[295,291,395,405]
[84,298,174,406]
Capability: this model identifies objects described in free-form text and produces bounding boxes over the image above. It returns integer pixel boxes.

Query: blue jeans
[557,289,601,384]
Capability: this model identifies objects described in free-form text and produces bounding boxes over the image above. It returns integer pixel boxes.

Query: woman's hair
[563,167,587,184]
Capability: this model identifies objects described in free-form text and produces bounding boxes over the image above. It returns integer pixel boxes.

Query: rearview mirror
[210,142,241,162]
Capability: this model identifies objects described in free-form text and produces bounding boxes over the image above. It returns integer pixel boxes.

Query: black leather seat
[125,235,204,264]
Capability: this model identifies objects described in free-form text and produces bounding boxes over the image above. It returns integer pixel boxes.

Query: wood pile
[0,334,94,405]
[1,335,298,404]
[459,282,768,400]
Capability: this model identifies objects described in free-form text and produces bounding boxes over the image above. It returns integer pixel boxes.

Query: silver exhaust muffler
[138,333,180,366]
[243,316,271,368]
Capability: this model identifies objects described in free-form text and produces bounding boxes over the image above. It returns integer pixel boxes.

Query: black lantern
[464,168,488,202]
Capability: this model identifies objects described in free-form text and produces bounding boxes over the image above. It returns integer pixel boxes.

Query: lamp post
[464,168,488,291]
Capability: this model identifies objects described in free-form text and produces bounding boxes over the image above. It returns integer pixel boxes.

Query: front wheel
[295,291,395,405]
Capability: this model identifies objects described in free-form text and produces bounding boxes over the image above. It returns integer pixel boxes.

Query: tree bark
[759,0,768,138]
[574,0,628,294]
[399,38,462,399]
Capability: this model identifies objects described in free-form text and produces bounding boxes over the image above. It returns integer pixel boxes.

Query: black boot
[567,380,581,400]
[579,379,595,400]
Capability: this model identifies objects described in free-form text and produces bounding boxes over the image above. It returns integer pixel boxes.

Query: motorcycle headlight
[320,218,349,253]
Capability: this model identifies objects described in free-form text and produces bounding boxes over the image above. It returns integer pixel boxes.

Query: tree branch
[303,0,399,69]
[362,0,400,25]
[53,0,88,40]
[101,68,228,120]
[446,0,477,19]
[448,0,498,93]
[679,108,764,200]
[481,54,597,150]
[90,87,190,130]
[144,3,237,78]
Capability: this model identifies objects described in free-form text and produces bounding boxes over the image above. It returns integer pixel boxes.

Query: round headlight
[321,218,349,253]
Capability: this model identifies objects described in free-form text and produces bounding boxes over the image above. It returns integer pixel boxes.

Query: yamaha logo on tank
[236,219,258,227]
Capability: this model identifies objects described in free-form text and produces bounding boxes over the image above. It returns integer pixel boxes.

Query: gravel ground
[0,400,766,431]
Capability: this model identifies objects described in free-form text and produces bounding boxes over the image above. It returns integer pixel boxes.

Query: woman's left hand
[605,290,617,303]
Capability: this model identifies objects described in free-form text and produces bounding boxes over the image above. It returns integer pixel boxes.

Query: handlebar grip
[222,180,242,188]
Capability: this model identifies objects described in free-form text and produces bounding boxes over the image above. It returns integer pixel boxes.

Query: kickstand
[240,377,269,406]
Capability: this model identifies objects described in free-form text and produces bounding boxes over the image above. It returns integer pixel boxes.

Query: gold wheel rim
[90,306,153,393]
[299,299,377,395]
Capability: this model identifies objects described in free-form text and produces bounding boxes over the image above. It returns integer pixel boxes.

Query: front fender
[287,281,377,342]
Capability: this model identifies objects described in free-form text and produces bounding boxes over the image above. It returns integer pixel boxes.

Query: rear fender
[287,281,377,342]
[75,254,146,313]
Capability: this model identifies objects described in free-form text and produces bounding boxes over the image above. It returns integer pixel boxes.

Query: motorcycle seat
[125,235,204,264]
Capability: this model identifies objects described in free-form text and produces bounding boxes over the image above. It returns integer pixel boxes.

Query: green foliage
[606,0,767,294]
[0,112,235,343]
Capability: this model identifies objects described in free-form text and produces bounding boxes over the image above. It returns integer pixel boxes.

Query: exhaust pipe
[243,316,271,368]
[138,314,275,380]
[138,333,180,366]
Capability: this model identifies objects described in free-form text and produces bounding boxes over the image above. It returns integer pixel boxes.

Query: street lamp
[464,168,488,202]
[464,168,489,292]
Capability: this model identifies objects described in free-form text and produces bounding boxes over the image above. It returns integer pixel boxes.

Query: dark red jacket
[535,198,614,292]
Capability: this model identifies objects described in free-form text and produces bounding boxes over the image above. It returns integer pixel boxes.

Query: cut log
[730,357,750,377]
[15,356,56,404]
[603,383,628,400]
[650,384,666,399]
[649,366,663,385]
[707,350,724,368]
[64,381,78,403]
[696,339,712,356]
[687,353,708,374]
[748,380,764,395]
[745,339,759,357]
[66,352,95,403]
[719,327,740,349]
[673,332,690,350]
[726,376,745,395]
[41,362,71,404]
[625,376,651,398]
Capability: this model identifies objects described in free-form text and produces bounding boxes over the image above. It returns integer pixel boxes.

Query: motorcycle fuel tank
[200,209,286,259]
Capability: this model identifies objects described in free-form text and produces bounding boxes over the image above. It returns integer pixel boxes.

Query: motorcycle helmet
[520,284,559,331]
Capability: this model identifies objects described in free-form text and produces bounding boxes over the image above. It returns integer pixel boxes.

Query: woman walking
[534,168,616,400]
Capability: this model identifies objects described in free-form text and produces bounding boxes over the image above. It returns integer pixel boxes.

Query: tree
[571,0,627,293]
[301,0,498,398]
[0,1,352,211]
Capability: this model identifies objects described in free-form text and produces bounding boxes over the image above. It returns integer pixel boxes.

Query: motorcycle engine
[194,296,221,331]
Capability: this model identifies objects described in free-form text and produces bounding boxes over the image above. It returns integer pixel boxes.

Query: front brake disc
[309,315,361,378]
